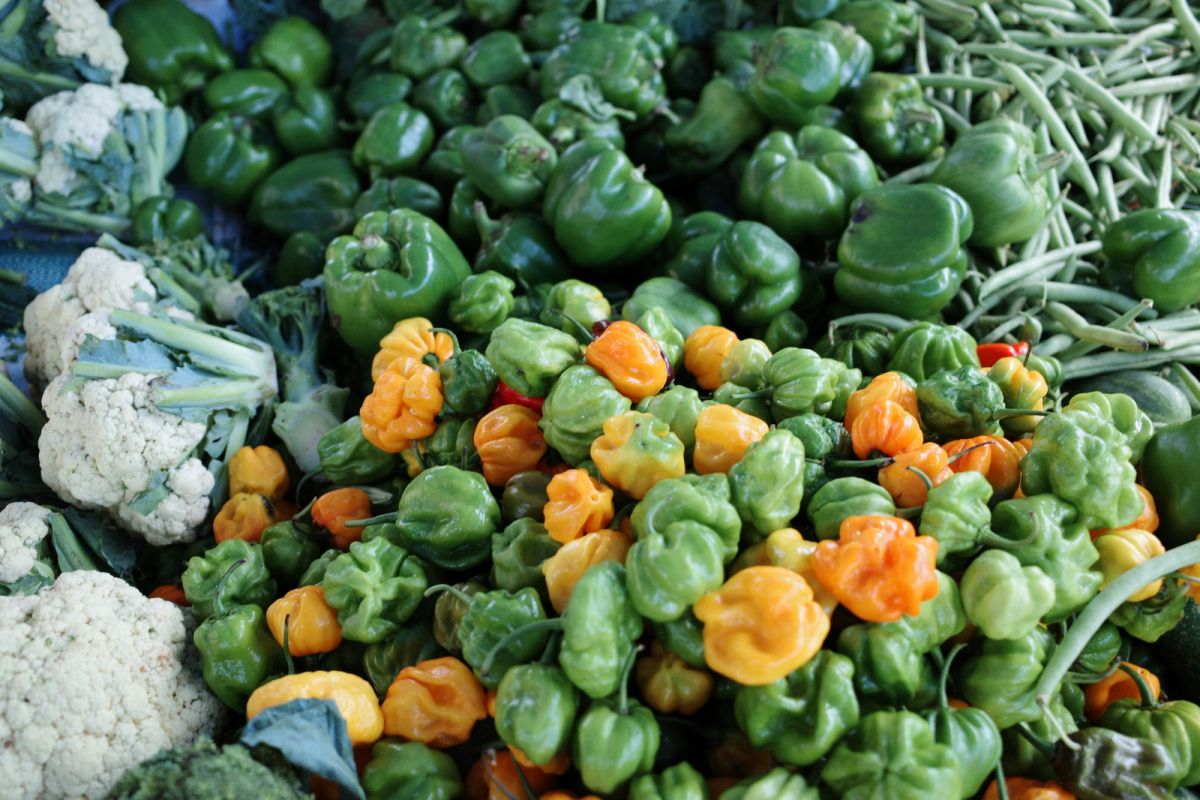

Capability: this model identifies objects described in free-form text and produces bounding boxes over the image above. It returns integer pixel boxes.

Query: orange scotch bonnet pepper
[542,528,632,613]
[878,443,952,506]
[267,585,343,657]
[585,320,669,402]
[213,492,278,544]
[228,445,290,502]
[850,399,924,459]
[944,435,1024,499]
[371,316,455,381]
[1083,662,1161,721]
[382,656,488,748]
[542,468,614,545]
[692,403,769,474]
[844,371,919,430]
[312,487,373,550]
[684,325,739,390]
[247,671,384,746]
[474,404,548,486]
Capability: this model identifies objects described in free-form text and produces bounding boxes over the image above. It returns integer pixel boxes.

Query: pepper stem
[432,326,463,354]
[1117,663,1159,710]
[1034,151,1070,178]
[616,644,641,715]
[212,559,246,620]
[473,201,501,243]
[423,584,474,604]
[729,389,771,401]
[541,307,596,342]
[344,511,398,528]
[995,761,1010,800]
[479,619,565,679]
[906,466,935,492]
[826,456,894,469]
[282,613,296,676]
[946,439,997,464]
[938,643,966,710]
[1014,722,1056,760]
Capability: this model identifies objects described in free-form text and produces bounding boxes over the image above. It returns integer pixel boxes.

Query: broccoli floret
[106,738,312,800]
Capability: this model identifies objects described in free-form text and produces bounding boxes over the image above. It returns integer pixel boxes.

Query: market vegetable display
[4,0,1200,797]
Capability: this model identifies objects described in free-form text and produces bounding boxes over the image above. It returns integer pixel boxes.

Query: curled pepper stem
[1117,662,1160,709]
[343,511,397,529]
[540,307,595,343]
[937,643,967,710]
[422,584,474,604]
[211,559,247,620]
[616,644,642,715]
[1034,540,1200,709]
[906,466,935,492]
[946,439,997,464]
[479,619,564,679]
[282,613,295,676]
[1015,722,1056,760]
[294,466,322,507]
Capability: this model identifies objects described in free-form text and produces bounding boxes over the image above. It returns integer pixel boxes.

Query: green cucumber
[1070,371,1192,426]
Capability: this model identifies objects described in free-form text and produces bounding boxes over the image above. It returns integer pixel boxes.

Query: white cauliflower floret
[0,571,224,800]
[56,308,116,376]
[39,372,214,545]
[44,0,129,82]
[0,503,53,583]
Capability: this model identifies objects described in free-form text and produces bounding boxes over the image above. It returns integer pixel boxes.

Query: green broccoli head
[106,738,313,800]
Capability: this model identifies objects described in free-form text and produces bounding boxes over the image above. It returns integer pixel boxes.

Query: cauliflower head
[0,571,224,800]
[39,371,214,545]
[0,502,52,583]
[43,0,128,82]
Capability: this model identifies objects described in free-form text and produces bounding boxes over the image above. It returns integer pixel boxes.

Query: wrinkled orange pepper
[361,358,444,453]
[684,325,739,390]
[382,657,488,748]
[542,469,615,545]
[693,566,830,686]
[636,640,714,715]
[465,750,554,800]
[693,403,769,474]
[542,529,632,613]
[248,671,383,747]
[944,435,1024,499]
[850,400,924,459]
[512,747,570,776]
[878,443,952,506]
[983,778,1075,800]
[213,492,278,544]
[228,445,290,502]
[1083,662,1161,721]
[371,317,455,381]
[148,584,189,606]
[761,528,839,616]
[312,487,373,550]
[474,404,548,486]
[812,515,940,623]
[844,371,919,431]
[267,585,343,657]
[585,320,669,402]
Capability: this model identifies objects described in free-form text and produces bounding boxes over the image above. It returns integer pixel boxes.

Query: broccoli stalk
[236,287,349,474]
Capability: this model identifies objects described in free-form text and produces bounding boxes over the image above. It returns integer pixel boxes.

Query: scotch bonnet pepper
[496,663,578,767]
[821,710,962,800]
[486,318,582,398]
[559,562,644,699]
[887,321,980,380]
[591,411,686,500]
[362,741,464,800]
[540,365,630,464]
[730,428,807,534]
[321,536,428,644]
[388,465,502,570]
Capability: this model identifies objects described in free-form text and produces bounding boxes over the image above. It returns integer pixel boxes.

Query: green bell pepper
[806,476,895,539]
[486,317,582,398]
[324,208,472,356]
[433,580,486,655]
[448,270,515,334]
[272,231,327,287]
[248,16,332,88]
[1102,209,1200,312]
[664,76,764,175]
[665,45,714,98]
[364,615,445,694]
[636,308,685,372]
[721,768,818,800]
[184,113,281,208]
[542,139,672,270]
[457,585,550,688]
[413,70,478,131]
[260,521,324,589]
[916,366,1005,439]
[466,0,522,27]
[390,465,501,570]
[850,72,945,164]
[740,126,879,246]
[193,600,284,712]
[476,84,541,124]
[346,72,414,123]
[782,0,844,23]
[734,650,860,766]
[830,0,917,65]
[501,470,553,523]
[354,102,436,178]
[318,416,399,485]
[887,321,980,381]
[661,212,734,291]
[423,125,476,191]
[626,519,726,623]
[560,561,644,699]
[622,277,722,338]
[814,326,891,376]
[249,150,362,239]
[390,15,467,81]
[540,22,667,120]
[1055,728,1181,799]
[628,761,708,800]
[112,0,234,105]
[540,364,631,463]
[440,350,498,417]
[1142,414,1200,547]
[835,183,972,318]
[960,550,1056,640]
[922,648,1002,798]
[747,27,843,128]
[729,428,806,534]
[130,197,203,245]
[272,87,339,157]
[931,118,1053,248]
[461,31,531,88]
[632,473,742,564]
[706,221,802,328]
[918,471,992,568]
[960,625,1053,728]
[446,179,484,254]
[495,662,578,766]
[202,69,289,121]
[574,690,660,793]
[520,7,583,51]
[362,741,463,800]
[491,518,559,595]
[821,710,962,800]
[638,385,703,460]
[540,279,612,341]
[530,89,627,154]
[474,206,573,286]
[811,18,874,97]
[182,539,277,621]
[355,176,444,222]
[321,537,428,644]
[761,311,810,354]
[762,348,848,420]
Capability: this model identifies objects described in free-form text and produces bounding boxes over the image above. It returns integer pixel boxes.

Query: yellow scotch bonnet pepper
[590,411,686,499]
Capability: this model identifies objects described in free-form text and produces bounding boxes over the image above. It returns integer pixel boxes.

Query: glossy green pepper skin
[638,385,704,460]
[960,626,1053,728]
[814,327,891,376]
[249,150,363,239]
[540,279,611,341]
[130,197,203,244]
[836,184,973,319]
[193,603,284,712]
[318,416,399,485]
[355,176,444,221]
[1103,696,1200,786]
[520,8,583,51]
[665,77,764,175]
[931,118,1052,248]
[458,586,549,687]
[807,476,895,539]
[748,28,842,128]
[322,537,429,644]
[260,522,324,589]
[922,668,1002,798]
[560,562,644,699]
[830,0,916,66]
[543,139,672,270]
[622,277,722,338]
[182,540,277,620]
[626,519,726,623]
[461,31,531,88]
[541,365,631,463]
[354,102,436,178]
[777,413,846,501]
[271,87,339,157]
[762,348,849,420]
[541,22,667,120]
[346,72,414,123]
[636,308,685,372]
[364,613,444,694]
[491,518,559,595]
[413,70,478,131]
[531,95,627,154]
[916,366,1005,439]
[433,580,486,655]
[1065,391,1153,462]
[1111,579,1190,643]
[448,270,515,334]
[466,0,522,27]
[423,125,476,190]
[474,206,573,286]
[324,209,472,356]
[447,179,484,254]
[722,336,771,390]
[440,350,498,417]
[112,0,234,105]
[1055,728,1181,799]
[390,16,468,81]
[821,710,962,800]
[361,741,463,800]
[1142,414,1200,547]
[419,417,478,471]
[740,126,879,246]
[662,212,734,291]
[1102,209,1200,313]
[722,768,818,800]
[782,0,844,23]
[628,761,708,800]
[961,550,1055,640]
[850,72,945,164]
[811,18,874,97]
[652,612,706,670]
[486,317,582,398]
[887,321,980,381]
[918,471,992,568]
[501,471,553,523]
[248,16,332,88]
[202,69,289,120]
[633,474,742,564]
[706,221,802,328]
[391,465,501,570]
[478,85,540,125]
[184,114,281,208]
[761,311,810,354]
[735,650,860,766]
[574,695,660,793]
[730,429,806,534]
[1075,622,1122,676]
[495,663,578,766]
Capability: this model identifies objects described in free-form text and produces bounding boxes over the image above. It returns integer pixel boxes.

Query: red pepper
[976,341,1030,368]
[490,380,544,413]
